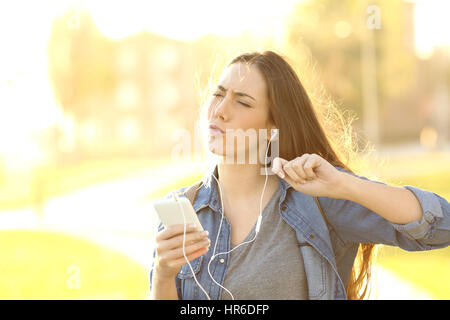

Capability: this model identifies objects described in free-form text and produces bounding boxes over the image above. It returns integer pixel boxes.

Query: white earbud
[270,128,279,140]
[255,214,263,233]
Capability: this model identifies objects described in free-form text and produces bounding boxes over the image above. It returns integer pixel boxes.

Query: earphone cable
[206,129,277,300]
[175,193,211,300]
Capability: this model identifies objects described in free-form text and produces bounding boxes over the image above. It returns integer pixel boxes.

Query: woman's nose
[211,95,231,120]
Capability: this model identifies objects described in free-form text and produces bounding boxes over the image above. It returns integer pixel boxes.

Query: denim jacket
[150,165,450,300]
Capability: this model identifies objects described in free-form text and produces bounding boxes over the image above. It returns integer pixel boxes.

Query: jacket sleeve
[318,167,450,251]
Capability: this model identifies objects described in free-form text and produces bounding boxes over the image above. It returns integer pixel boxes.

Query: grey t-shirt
[220,186,308,300]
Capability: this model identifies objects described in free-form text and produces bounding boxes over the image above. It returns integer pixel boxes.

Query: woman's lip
[209,124,225,133]
[208,128,224,136]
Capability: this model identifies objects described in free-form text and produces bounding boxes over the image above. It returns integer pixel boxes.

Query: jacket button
[281,205,287,211]
[219,258,225,264]
[309,234,315,239]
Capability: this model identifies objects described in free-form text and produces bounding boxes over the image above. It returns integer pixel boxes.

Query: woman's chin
[207,137,257,163]
[207,145,227,158]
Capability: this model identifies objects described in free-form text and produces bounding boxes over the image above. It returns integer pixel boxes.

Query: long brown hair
[202,50,376,299]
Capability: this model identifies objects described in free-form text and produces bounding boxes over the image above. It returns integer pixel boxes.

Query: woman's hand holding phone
[153,224,210,279]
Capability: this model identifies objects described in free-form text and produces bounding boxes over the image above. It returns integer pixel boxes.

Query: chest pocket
[176,255,204,299]
[177,255,203,279]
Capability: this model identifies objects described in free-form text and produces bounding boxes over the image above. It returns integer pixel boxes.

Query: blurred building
[79,32,199,158]
[48,12,208,162]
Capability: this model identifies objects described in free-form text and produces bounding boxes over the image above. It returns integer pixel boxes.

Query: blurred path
[0,160,206,270]
[0,152,443,299]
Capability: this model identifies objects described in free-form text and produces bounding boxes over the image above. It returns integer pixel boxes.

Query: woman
[150,50,449,300]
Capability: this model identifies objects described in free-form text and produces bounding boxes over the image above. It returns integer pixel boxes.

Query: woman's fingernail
[279,172,285,179]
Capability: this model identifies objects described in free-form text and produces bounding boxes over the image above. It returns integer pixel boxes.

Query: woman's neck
[216,162,279,204]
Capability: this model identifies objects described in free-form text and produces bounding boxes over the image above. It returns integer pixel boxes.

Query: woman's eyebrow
[217,85,256,101]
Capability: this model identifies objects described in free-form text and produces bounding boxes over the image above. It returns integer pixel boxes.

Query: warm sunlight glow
[86,0,300,41]
[334,20,352,39]
[0,0,69,169]
[420,126,438,149]
[414,0,450,59]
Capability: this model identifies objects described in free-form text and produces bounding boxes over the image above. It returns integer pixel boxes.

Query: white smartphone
[152,195,204,231]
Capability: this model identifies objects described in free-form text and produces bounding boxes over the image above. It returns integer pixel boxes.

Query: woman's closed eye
[212,93,251,107]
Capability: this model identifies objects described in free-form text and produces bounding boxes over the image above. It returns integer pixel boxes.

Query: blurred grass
[0,157,204,299]
[375,245,450,299]
[0,230,148,299]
